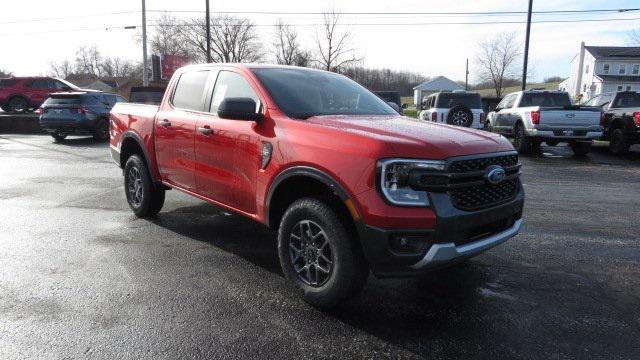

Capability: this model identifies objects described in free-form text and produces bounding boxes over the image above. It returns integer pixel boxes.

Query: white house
[561,42,640,101]
[413,76,464,105]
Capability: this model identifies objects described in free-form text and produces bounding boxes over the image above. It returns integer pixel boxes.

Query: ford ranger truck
[486,90,603,155]
[109,64,524,308]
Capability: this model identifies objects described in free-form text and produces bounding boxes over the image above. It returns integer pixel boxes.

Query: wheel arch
[265,167,360,234]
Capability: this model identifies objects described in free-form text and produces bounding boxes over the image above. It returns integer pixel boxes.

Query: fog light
[389,234,430,255]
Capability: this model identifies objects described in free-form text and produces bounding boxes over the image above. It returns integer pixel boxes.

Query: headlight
[378,159,446,207]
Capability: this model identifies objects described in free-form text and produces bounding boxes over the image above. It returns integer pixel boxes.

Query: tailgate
[539,107,601,127]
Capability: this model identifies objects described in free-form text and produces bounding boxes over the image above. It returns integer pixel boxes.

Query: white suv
[418,91,485,129]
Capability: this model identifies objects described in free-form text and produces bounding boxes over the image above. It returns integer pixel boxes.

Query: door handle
[159,119,171,127]
[198,125,213,135]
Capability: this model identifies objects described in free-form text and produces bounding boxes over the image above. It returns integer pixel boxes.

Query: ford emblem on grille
[485,165,506,185]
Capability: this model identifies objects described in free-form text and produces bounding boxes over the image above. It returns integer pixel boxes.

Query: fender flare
[119,131,152,169]
[265,166,353,227]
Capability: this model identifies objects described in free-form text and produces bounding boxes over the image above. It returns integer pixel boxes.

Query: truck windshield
[436,93,482,109]
[252,68,396,119]
[520,92,572,107]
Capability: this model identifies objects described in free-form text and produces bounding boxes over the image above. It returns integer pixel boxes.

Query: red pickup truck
[109,64,524,307]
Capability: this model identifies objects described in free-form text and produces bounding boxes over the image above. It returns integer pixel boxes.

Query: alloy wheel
[288,220,333,287]
[451,110,469,126]
[127,166,144,207]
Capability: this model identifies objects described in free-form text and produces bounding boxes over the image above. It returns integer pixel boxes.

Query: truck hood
[305,115,514,159]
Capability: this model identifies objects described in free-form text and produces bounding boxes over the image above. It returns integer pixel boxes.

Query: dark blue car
[38,92,127,142]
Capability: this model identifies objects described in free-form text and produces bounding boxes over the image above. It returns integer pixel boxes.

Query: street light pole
[206,0,211,63]
[521,0,533,91]
[142,0,148,86]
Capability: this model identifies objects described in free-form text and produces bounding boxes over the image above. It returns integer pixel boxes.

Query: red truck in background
[109,64,524,307]
[0,76,80,113]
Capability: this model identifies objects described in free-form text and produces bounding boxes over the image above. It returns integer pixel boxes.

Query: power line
[0,11,138,25]
[146,8,640,16]
[147,16,640,27]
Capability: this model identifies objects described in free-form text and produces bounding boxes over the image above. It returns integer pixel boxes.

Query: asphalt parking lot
[1,134,639,359]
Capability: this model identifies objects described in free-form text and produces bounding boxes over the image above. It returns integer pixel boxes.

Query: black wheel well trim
[119,131,152,169]
[265,166,357,229]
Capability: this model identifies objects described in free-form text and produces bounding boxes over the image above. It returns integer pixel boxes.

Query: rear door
[155,69,211,191]
[195,70,262,213]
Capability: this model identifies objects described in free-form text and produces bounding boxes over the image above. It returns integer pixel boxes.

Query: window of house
[626,86,632,91]
[617,85,623,92]
[633,64,640,75]
[585,64,589,74]
[603,64,610,74]
[619,64,626,75]
[583,84,587,92]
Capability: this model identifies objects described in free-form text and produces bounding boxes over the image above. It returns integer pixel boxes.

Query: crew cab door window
[209,71,260,113]
[171,70,210,111]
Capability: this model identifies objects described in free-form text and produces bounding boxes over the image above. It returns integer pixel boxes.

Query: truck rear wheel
[124,154,165,217]
[609,128,630,155]
[277,197,368,308]
[569,141,591,156]
[513,123,539,154]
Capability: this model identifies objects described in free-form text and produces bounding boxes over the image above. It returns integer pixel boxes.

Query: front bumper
[356,183,524,277]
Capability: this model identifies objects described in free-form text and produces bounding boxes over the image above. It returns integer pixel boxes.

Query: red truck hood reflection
[305,115,514,159]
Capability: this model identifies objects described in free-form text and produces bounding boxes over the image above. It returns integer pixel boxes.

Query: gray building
[413,76,465,105]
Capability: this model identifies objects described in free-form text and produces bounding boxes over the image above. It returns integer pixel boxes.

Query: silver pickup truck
[486,90,603,155]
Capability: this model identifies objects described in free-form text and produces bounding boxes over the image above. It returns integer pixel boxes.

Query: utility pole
[141,0,148,86]
[521,0,533,91]
[465,58,469,90]
[206,0,211,63]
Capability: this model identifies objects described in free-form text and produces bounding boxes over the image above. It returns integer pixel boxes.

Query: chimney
[575,41,586,96]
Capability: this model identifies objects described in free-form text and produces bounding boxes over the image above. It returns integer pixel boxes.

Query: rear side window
[172,70,210,111]
[0,79,18,87]
[27,79,50,88]
[209,71,260,113]
[612,93,640,108]
[436,93,482,109]
[519,93,572,107]
[43,96,81,105]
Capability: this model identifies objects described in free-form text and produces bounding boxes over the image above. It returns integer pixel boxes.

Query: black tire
[446,105,474,127]
[123,154,165,217]
[93,119,110,141]
[51,133,67,142]
[277,197,368,308]
[569,141,591,156]
[609,128,630,155]
[514,122,535,154]
[7,96,29,113]
[545,139,559,146]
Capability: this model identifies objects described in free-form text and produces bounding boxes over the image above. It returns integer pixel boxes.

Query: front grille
[447,154,518,173]
[450,178,519,211]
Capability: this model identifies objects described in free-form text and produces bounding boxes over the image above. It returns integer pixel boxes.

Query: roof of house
[413,76,464,91]
[585,46,640,59]
[595,75,640,82]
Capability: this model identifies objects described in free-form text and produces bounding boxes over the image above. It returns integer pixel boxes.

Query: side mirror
[217,97,263,121]
[401,103,408,109]
[386,101,401,113]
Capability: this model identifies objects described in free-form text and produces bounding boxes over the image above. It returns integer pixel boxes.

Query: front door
[155,69,211,191]
[195,70,262,214]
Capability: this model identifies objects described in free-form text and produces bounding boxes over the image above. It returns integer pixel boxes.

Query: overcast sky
[1,0,639,83]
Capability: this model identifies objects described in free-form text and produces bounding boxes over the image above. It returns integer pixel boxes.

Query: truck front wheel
[277,198,368,308]
[124,154,165,217]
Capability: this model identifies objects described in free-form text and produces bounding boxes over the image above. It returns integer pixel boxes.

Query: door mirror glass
[217,97,263,121]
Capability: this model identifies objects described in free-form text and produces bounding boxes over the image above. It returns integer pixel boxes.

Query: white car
[418,91,485,129]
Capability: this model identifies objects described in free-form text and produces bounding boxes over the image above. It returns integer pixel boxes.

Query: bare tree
[178,15,262,63]
[74,46,104,77]
[273,20,299,65]
[148,14,192,57]
[476,32,522,97]
[0,68,12,77]
[49,60,73,78]
[315,11,360,72]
